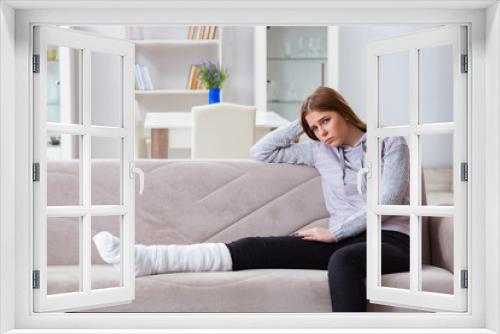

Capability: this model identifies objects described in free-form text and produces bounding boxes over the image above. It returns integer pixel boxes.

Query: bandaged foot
[92,231,233,277]
[92,231,121,271]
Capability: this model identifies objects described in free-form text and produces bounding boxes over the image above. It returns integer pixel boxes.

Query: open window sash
[33,25,136,312]
[366,26,468,312]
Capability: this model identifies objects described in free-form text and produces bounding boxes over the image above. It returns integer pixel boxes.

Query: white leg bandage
[93,231,233,277]
[153,243,233,274]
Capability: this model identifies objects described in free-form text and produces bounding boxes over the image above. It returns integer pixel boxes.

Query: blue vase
[208,88,221,104]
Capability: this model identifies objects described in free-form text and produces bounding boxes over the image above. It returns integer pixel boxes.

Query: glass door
[266,26,328,121]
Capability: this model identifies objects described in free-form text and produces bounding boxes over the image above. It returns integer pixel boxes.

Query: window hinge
[32,54,40,73]
[32,270,40,289]
[33,162,40,182]
[461,54,468,73]
[461,162,468,182]
[461,269,468,289]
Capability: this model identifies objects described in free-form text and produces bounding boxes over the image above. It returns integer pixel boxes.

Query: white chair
[191,102,256,159]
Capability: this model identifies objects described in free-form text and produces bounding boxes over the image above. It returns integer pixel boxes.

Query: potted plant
[196,60,228,104]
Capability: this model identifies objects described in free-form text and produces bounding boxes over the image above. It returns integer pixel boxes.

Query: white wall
[338,26,425,121]
[221,26,254,105]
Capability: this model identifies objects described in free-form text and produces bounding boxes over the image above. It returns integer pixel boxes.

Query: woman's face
[305,110,349,147]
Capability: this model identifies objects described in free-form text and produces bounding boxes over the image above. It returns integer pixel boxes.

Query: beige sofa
[47,159,454,312]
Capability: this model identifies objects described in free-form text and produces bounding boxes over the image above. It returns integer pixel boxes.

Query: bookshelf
[129,26,223,158]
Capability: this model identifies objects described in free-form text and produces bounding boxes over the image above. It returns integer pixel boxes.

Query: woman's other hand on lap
[293,227,337,243]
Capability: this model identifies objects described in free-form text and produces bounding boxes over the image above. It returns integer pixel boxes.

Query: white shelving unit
[134,39,219,46]
[130,26,223,158]
[254,26,338,122]
[134,89,210,96]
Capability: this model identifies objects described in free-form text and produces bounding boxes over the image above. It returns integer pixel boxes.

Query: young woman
[94,86,410,312]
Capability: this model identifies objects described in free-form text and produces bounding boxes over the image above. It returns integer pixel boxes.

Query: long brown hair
[300,87,366,141]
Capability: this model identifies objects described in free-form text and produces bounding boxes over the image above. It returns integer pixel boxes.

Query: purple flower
[195,59,228,88]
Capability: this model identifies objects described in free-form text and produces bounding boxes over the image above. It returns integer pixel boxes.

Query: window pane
[47,133,82,206]
[46,45,82,124]
[91,216,122,290]
[91,51,123,128]
[419,45,454,124]
[420,133,454,206]
[378,52,410,127]
[47,216,81,295]
[378,136,410,205]
[420,216,454,295]
[380,215,410,290]
[91,136,123,205]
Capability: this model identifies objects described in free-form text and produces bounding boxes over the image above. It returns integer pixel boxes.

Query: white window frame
[0,1,499,333]
[365,26,468,312]
[32,25,136,312]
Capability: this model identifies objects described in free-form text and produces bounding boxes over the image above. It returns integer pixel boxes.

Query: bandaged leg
[92,231,233,277]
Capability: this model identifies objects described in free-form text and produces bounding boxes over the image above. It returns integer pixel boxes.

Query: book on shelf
[188,25,218,40]
[141,65,154,90]
[198,26,206,40]
[193,26,200,40]
[187,26,199,40]
[135,64,146,90]
[195,68,205,89]
[207,26,214,40]
[186,65,200,89]
[186,65,195,89]
[197,75,204,89]
[135,64,154,90]
[210,26,218,39]
[186,64,206,90]
[208,26,218,40]
[191,67,200,89]
[204,26,212,39]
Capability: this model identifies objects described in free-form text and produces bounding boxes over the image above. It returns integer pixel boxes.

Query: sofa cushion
[48,265,452,313]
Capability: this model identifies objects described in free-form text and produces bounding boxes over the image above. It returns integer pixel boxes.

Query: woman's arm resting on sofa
[250,119,315,166]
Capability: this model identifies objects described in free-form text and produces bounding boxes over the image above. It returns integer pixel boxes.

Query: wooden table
[144,111,290,158]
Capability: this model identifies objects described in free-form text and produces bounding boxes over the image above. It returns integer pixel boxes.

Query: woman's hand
[293,227,337,243]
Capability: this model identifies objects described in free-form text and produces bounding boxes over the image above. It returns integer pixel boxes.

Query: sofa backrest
[46,159,442,269]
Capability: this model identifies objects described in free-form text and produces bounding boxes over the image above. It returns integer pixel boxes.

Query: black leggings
[225,230,409,312]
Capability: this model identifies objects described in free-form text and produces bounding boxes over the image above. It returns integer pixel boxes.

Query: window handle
[129,162,145,195]
[356,162,371,195]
